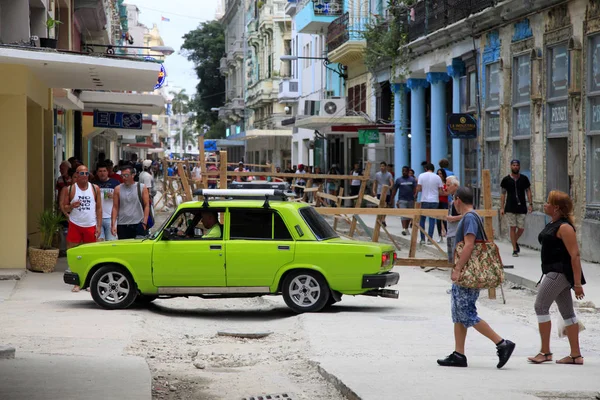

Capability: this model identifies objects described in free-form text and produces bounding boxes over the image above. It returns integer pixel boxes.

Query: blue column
[407,78,429,174]
[427,72,450,174]
[391,83,409,179]
[447,59,465,183]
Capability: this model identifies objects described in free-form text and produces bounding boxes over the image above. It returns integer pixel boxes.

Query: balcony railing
[407,0,496,42]
[312,0,342,16]
[326,13,369,53]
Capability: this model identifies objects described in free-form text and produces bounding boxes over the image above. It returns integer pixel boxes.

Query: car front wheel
[90,265,137,310]
[282,271,330,313]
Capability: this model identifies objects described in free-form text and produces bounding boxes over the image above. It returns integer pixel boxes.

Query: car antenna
[262,194,270,209]
[202,196,210,208]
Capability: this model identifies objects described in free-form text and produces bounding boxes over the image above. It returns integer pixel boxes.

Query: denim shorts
[451,284,481,328]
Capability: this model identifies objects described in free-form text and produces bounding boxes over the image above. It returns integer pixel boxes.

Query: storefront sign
[145,56,167,90]
[93,111,143,130]
[358,129,380,144]
[548,101,568,135]
[205,140,217,151]
[448,114,478,139]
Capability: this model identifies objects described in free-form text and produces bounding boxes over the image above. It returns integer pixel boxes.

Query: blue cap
[510,159,520,165]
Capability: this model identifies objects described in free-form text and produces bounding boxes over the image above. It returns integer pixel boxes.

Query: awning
[294,115,369,130]
[80,91,165,114]
[0,46,161,91]
[330,124,395,134]
[214,139,245,147]
[147,148,165,154]
[53,89,84,110]
[233,129,292,140]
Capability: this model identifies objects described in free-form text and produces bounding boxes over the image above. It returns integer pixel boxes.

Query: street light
[280,55,347,79]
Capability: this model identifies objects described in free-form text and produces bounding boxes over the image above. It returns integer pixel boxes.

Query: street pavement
[357,214,600,308]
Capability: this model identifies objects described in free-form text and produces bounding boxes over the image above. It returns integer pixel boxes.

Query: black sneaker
[496,340,516,369]
[437,352,468,367]
[516,243,521,253]
[512,251,519,257]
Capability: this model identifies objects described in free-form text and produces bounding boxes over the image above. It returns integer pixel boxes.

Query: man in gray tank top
[111,165,150,239]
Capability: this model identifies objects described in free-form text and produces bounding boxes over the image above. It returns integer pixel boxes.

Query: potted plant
[40,17,62,49]
[28,209,65,273]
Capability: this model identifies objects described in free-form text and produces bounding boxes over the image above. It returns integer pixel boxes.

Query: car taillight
[381,253,390,267]
[393,252,397,263]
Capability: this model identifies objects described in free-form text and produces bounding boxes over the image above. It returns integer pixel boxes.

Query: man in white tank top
[62,165,102,291]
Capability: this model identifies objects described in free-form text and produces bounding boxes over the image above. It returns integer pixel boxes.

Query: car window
[299,207,339,240]
[164,208,224,240]
[229,209,292,240]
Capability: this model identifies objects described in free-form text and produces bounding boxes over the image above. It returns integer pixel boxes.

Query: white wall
[0,0,31,43]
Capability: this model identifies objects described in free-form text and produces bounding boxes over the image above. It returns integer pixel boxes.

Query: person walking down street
[111,166,150,240]
[350,163,363,198]
[439,158,454,177]
[92,162,120,241]
[437,186,516,369]
[417,163,443,245]
[234,161,249,182]
[207,163,219,188]
[373,162,394,226]
[55,161,72,205]
[284,163,294,185]
[436,169,449,243]
[62,165,102,292]
[391,166,417,236]
[295,164,307,197]
[528,190,586,366]
[139,160,156,205]
[104,159,123,183]
[445,176,461,263]
[500,160,533,257]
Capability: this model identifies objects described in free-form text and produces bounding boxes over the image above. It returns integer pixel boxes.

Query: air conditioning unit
[319,98,346,117]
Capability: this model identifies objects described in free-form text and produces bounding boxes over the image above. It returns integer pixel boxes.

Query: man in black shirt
[500,160,533,257]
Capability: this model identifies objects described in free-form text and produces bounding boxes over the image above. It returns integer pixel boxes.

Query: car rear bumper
[63,270,80,286]
[362,272,399,289]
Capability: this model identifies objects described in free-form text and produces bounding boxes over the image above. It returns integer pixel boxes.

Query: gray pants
[446,236,455,263]
[534,272,577,326]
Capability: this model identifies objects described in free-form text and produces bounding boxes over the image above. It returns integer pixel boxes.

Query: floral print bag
[454,212,505,289]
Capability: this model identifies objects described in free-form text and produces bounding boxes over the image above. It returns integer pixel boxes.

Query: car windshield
[149,209,175,240]
[299,207,339,240]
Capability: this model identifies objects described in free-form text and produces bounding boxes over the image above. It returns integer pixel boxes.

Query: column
[391,83,409,178]
[427,72,450,171]
[447,59,465,183]
[44,106,54,211]
[407,78,429,174]
[28,102,45,248]
[0,94,28,268]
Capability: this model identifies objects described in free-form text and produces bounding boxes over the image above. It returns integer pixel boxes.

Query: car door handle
[210,245,222,250]
[278,245,290,251]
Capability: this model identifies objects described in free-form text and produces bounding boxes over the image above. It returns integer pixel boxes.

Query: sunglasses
[122,174,132,178]
[78,172,90,176]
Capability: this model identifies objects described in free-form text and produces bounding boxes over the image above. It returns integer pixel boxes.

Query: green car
[63,190,399,313]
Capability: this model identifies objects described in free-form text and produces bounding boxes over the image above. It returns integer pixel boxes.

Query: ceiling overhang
[0,46,161,91]
[79,91,166,114]
[53,89,84,110]
[294,115,369,130]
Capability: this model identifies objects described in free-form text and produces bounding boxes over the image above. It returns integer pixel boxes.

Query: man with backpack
[111,165,151,240]
[92,162,120,241]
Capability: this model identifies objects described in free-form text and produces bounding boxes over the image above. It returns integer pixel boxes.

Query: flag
[161,16,170,22]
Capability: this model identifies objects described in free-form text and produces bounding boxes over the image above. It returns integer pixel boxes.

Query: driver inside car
[175,211,221,239]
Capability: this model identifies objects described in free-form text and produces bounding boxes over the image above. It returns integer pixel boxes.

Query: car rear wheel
[90,265,137,310]
[282,271,330,313]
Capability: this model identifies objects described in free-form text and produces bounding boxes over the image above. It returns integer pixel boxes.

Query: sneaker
[496,340,516,369]
[437,352,468,367]
[420,240,426,245]
[427,240,433,245]
[516,243,521,253]
[382,221,387,227]
[437,237,444,243]
[512,251,519,257]
[402,229,408,236]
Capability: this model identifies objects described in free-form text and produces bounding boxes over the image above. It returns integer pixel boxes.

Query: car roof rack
[192,189,295,208]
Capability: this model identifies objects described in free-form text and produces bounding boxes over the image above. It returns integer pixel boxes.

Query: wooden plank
[226,171,369,181]
[332,187,344,231]
[381,225,402,251]
[482,169,496,300]
[315,208,498,217]
[372,185,389,243]
[179,168,193,202]
[395,258,454,268]
[415,224,447,257]
[219,151,228,189]
[409,203,422,258]
[198,135,208,189]
[350,162,371,237]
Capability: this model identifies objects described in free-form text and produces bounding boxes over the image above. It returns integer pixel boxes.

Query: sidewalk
[358,214,600,308]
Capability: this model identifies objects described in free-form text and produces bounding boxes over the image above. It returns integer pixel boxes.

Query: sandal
[71,286,80,293]
[556,355,584,365]
[528,352,553,364]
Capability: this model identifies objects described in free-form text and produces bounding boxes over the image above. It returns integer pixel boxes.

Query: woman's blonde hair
[547,190,574,225]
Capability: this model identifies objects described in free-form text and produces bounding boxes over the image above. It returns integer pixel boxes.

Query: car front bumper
[362,272,399,289]
[63,270,80,286]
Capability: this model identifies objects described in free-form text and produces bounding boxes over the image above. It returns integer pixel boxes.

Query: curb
[0,345,16,359]
[0,269,26,281]
[309,361,362,400]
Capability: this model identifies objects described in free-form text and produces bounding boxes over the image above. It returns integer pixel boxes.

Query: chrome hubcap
[288,275,321,307]
[97,271,130,304]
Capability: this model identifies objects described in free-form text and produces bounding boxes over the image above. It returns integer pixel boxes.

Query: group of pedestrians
[56,158,154,291]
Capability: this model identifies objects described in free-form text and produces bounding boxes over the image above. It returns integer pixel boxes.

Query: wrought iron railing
[407,0,496,42]
[326,13,369,53]
[313,0,343,16]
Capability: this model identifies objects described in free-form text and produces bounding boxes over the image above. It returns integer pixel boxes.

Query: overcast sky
[124,0,219,97]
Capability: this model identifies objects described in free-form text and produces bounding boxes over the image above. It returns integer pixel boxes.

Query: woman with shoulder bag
[528,190,586,365]
[437,186,516,369]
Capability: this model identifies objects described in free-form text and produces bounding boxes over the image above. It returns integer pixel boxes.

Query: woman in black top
[528,190,586,365]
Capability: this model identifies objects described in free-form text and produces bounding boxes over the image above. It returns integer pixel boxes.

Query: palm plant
[170,89,190,115]
[172,125,197,148]
[38,209,66,250]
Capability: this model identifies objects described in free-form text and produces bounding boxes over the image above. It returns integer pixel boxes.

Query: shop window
[547,42,569,196]
[513,53,531,180]
[486,63,500,108]
[587,34,600,203]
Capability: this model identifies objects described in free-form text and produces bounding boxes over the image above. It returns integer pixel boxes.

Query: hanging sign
[93,111,143,130]
[145,56,167,90]
[448,114,477,139]
[358,129,380,144]
[205,140,217,151]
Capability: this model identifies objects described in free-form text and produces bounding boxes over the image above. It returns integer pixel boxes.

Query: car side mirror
[162,227,177,240]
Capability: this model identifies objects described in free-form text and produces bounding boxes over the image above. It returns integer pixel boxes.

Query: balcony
[326,13,368,65]
[285,0,297,16]
[278,79,299,102]
[246,78,278,108]
[232,40,244,59]
[296,0,343,35]
[258,4,273,29]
